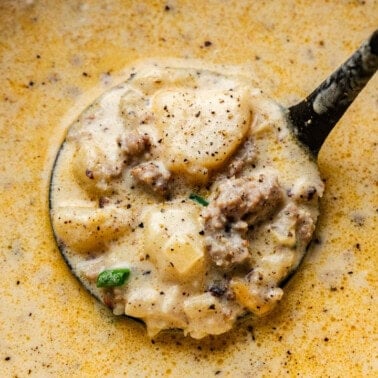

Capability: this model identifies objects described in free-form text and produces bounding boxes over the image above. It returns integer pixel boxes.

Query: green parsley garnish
[189,193,209,206]
[96,268,131,288]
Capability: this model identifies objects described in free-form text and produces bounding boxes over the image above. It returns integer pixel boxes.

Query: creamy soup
[0,1,377,376]
[50,61,323,338]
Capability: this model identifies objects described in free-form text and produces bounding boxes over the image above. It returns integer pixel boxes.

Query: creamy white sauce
[50,60,323,338]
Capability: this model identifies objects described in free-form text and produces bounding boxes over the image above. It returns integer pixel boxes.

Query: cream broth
[0,0,377,376]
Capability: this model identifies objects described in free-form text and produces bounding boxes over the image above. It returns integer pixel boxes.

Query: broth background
[0,1,377,376]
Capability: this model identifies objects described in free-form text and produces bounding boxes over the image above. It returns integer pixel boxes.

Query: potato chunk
[52,206,131,253]
[143,202,205,280]
[163,235,204,276]
[125,287,160,318]
[125,285,186,336]
[153,87,252,182]
[71,139,124,193]
[183,293,237,339]
[230,278,283,316]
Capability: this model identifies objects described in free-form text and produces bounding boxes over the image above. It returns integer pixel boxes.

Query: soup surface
[50,61,323,338]
[0,0,377,376]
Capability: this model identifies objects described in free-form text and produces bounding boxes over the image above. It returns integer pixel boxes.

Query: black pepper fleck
[85,169,94,179]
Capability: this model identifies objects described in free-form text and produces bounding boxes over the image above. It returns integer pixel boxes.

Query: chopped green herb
[96,268,130,288]
[189,193,209,206]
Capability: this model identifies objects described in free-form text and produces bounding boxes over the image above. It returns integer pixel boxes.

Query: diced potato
[69,102,127,194]
[153,87,252,183]
[163,235,204,276]
[183,293,236,339]
[230,279,283,316]
[125,287,160,318]
[149,285,187,335]
[52,206,131,253]
[261,251,295,281]
[160,285,181,315]
[72,141,123,193]
[142,202,205,280]
[126,285,187,336]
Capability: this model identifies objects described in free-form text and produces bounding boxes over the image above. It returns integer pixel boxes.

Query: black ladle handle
[289,29,378,156]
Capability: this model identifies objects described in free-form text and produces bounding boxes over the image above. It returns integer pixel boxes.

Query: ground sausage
[203,173,283,230]
[202,173,283,268]
[119,131,151,157]
[131,161,171,195]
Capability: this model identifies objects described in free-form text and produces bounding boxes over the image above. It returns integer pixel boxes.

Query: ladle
[49,30,378,332]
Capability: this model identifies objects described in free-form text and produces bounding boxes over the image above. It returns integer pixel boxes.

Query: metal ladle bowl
[49,29,378,334]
